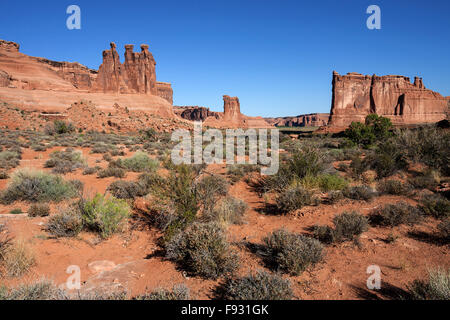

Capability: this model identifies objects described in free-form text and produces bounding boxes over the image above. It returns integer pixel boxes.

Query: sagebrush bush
[28,203,50,217]
[220,271,293,300]
[343,185,377,201]
[323,190,344,204]
[275,186,318,213]
[121,151,158,172]
[165,222,239,279]
[0,279,64,300]
[408,268,449,300]
[81,194,131,239]
[263,229,323,275]
[371,202,422,227]
[365,141,408,178]
[0,169,78,204]
[315,211,369,244]
[44,148,85,174]
[288,147,325,179]
[204,196,247,225]
[135,284,190,300]
[226,164,259,183]
[409,171,440,190]
[107,180,148,199]
[0,151,20,169]
[301,174,348,191]
[46,207,83,238]
[437,219,450,241]
[0,171,9,179]
[196,174,229,215]
[377,179,412,195]
[97,167,126,178]
[332,211,369,242]
[419,194,450,219]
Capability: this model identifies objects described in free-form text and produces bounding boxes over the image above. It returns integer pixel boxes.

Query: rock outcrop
[0,39,174,116]
[265,113,329,127]
[174,106,220,121]
[328,71,448,128]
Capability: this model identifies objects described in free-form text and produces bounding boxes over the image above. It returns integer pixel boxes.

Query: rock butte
[0,39,271,130]
[327,71,449,129]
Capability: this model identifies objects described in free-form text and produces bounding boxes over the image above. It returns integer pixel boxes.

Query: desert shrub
[45,120,75,135]
[220,271,293,300]
[345,114,392,147]
[82,166,99,175]
[135,284,189,300]
[275,186,318,213]
[370,202,422,227]
[317,174,348,191]
[287,147,325,179]
[312,225,335,244]
[44,149,85,174]
[323,190,344,204]
[46,207,83,238]
[90,143,112,154]
[0,225,12,266]
[332,211,369,242]
[226,164,259,183]
[263,229,323,275]
[419,194,450,219]
[81,194,130,239]
[9,208,22,214]
[0,169,78,204]
[28,203,50,217]
[364,141,408,178]
[0,279,64,300]
[343,185,377,201]
[409,170,440,190]
[349,154,370,178]
[107,180,148,199]
[196,174,229,215]
[0,171,9,179]
[377,179,412,195]
[97,167,126,178]
[165,222,238,279]
[0,151,20,169]
[252,164,292,194]
[204,196,247,225]
[137,172,165,191]
[121,151,158,172]
[408,268,449,300]
[2,239,35,277]
[394,127,450,176]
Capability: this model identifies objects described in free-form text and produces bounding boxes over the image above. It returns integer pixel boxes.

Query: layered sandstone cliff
[0,40,173,115]
[328,71,447,128]
[174,106,220,121]
[265,113,329,127]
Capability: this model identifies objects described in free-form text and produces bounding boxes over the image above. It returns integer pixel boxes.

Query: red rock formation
[156,82,173,104]
[328,71,447,128]
[222,95,242,122]
[265,113,329,127]
[93,42,123,93]
[174,106,220,121]
[0,40,19,52]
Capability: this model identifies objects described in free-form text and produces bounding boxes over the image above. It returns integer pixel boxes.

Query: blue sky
[0,0,449,117]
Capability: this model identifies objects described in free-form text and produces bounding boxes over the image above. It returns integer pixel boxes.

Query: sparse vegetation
[275,186,318,213]
[314,211,369,244]
[46,207,83,238]
[419,194,450,219]
[135,284,190,300]
[97,167,126,178]
[0,169,78,204]
[377,179,412,195]
[408,268,449,300]
[165,222,239,279]
[263,229,323,275]
[120,151,158,172]
[204,196,247,225]
[219,271,293,300]
[44,148,85,174]
[370,202,422,227]
[343,185,376,201]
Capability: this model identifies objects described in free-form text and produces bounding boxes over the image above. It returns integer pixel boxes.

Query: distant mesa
[265,113,329,127]
[327,71,448,129]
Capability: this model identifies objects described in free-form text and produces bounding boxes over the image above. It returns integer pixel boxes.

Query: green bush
[165,222,238,279]
[275,186,318,213]
[28,203,50,217]
[107,180,148,199]
[263,229,323,275]
[196,174,229,215]
[345,114,392,147]
[0,169,78,204]
[220,271,293,300]
[364,141,407,178]
[408,268,449,300]
[81,194,130,239]
[419,194,450,219]
[371,202,422,227]
[46,207,83,238]
[343,185,377,201]
[0,151,20,169]
[287,147,325,179]
[135,284,189,300]
[0,279,64,300]
[9,208,23,215]
[121,151,158,172]
[317,174,348,191]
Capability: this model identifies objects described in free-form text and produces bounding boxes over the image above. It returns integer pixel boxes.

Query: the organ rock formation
[265,113,329,127]
[328,71,448,128]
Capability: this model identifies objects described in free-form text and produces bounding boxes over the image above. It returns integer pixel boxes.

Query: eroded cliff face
[265,113,329,127]
[0,40,174,114]
[328,71,447,127]
[174,106,220,121]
